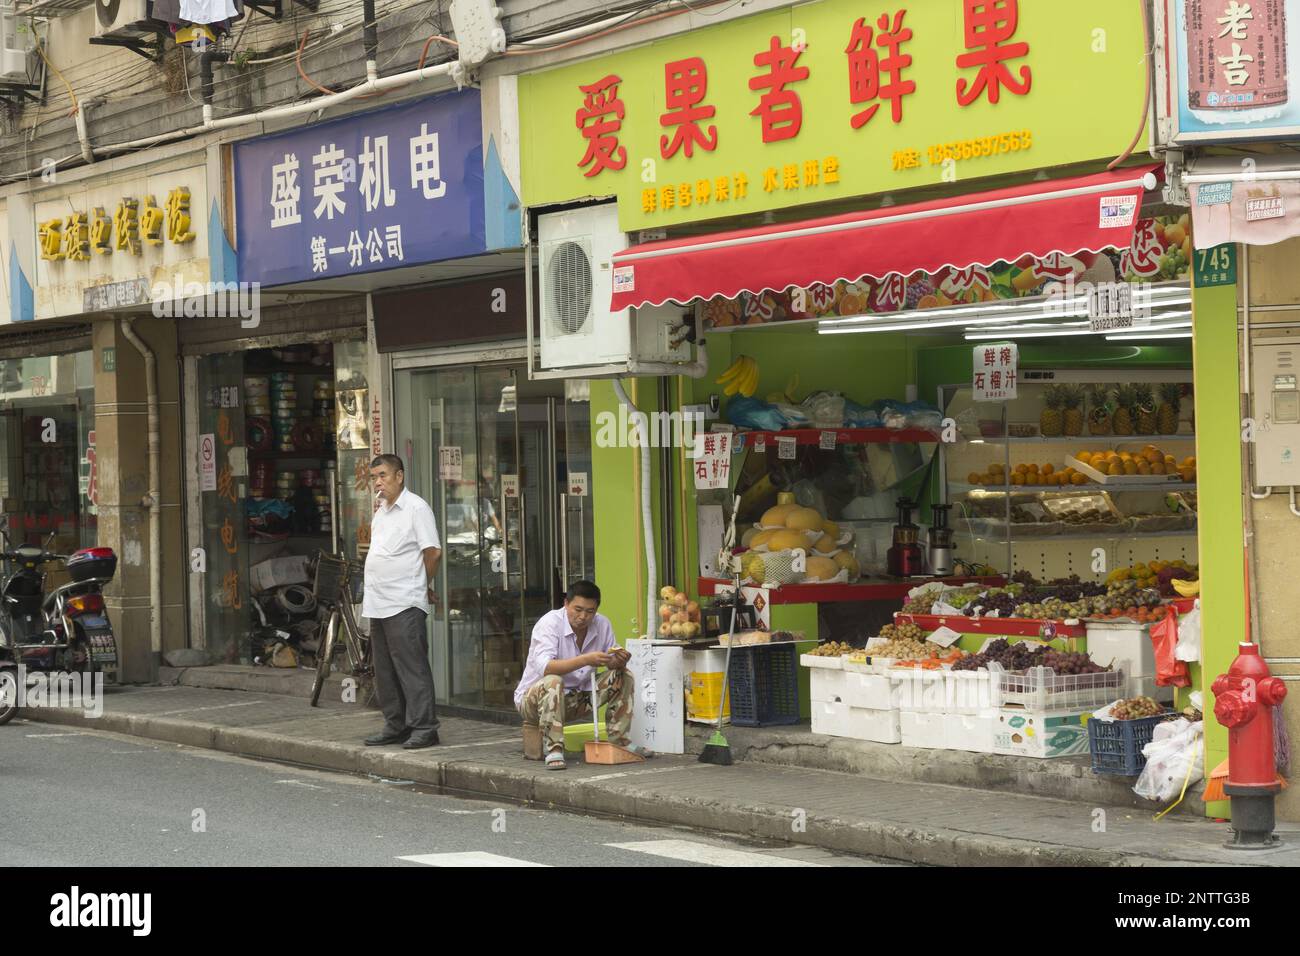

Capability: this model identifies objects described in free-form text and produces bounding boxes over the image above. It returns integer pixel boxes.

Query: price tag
[776,436,796,460]
[819,430,837,450]
[928,625,963,649]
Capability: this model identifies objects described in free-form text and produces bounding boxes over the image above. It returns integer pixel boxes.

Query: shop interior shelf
[736,427,941,447]
[968,434,1195,444]
[896,612,1087,639]
[698,575,1004,604]
[953,528,1197,541]
[950,482,1196,494]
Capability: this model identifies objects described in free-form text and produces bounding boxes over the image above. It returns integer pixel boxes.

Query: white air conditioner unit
[0,2,33,80]
[93,0,147,36]
[533,203,695,380]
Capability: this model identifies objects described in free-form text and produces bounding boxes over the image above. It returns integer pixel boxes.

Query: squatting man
[514,580,653,770]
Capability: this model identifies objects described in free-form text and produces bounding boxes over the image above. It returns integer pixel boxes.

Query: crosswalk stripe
[397,852,550,867]
[604,839,825,867]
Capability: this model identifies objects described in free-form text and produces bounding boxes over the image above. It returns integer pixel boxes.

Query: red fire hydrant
[1212,642,1287,849]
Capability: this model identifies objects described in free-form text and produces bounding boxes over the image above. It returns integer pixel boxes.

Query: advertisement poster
[336,389,370,450]
[1168,0,1300,142]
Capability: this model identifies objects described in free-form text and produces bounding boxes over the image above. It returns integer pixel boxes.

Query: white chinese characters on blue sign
[235,90,486,286]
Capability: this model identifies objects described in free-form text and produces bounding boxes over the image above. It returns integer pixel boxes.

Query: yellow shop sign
[519,0,1149,233]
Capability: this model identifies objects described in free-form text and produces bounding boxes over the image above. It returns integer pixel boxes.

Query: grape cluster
[1112,696,1164,719]
[901,595,937,614]
[965,592,1020,618]
[1039,650,1109,675]
[950,638,1049,672]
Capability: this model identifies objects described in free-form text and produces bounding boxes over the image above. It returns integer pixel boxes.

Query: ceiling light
[1104,331,1193,340]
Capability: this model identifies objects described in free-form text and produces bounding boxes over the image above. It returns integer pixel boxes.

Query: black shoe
[364,729,411,746]
[402,731,440,749]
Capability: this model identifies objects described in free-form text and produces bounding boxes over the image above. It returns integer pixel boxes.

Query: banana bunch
[1172,577,1201,598]
[766,372,800,405]
[716,354,759,397]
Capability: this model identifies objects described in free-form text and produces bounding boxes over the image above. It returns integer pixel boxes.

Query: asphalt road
[2,720,900,867]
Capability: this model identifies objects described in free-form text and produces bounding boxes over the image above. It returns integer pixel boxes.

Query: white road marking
[24,732,87,738]
[398,852,549,867]
[276,779,327,790]
[581,763,713,782]
[150,701,267,717]
[605,840,825,867]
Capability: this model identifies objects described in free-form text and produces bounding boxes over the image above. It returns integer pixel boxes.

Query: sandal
[545,751,567,771]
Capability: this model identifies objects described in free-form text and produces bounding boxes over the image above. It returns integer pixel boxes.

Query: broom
[700,496,742,767]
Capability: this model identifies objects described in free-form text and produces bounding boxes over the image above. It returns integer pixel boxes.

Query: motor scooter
[0,530,118,725]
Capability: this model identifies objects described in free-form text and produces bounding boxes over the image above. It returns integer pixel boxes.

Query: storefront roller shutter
[0,324,92,360]
[178,295,367,355]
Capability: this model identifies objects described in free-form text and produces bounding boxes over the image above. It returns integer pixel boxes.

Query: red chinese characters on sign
[944,265,993,295]
[845,11,916,129]
[576,74,628,178]
[955,0,1032,106]
[1034,252,1081,282]
[1121,219,1163,279]
[749,36,811,143]
[660,58,719,159]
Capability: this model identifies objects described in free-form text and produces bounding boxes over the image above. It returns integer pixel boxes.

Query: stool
[522,723,542,760]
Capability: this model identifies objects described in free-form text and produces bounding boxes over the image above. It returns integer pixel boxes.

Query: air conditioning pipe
[120,318,162,667]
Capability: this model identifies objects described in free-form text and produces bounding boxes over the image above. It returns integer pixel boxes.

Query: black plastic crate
[726,643,800,727]
[1088,712,1173,776]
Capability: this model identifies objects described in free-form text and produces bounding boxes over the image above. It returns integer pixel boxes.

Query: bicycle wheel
[309,611,339,708]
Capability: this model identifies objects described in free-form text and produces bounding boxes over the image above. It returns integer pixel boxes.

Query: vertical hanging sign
[972,343,1019,402]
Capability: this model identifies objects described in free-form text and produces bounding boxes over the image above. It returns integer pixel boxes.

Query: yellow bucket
[688,672,730,720]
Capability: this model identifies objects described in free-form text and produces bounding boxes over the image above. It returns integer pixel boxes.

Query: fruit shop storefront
[519,0,1214,783]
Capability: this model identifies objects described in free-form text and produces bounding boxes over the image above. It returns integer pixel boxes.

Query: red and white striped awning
[610,165,1161,311]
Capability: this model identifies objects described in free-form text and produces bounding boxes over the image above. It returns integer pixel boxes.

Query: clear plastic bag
[1175,600,1201,663]
[1133,719,1204,803]
[725,396,789,431]
[801,391,847,428]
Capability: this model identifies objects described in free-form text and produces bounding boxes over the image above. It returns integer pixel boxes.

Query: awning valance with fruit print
[609,165,1168,315]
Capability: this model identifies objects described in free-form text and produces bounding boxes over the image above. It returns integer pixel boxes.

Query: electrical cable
[1108,0,1152,171]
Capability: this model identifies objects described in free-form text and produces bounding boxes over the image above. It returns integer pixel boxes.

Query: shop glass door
[393,361,595,712]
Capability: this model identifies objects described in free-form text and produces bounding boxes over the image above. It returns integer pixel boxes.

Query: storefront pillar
[92,317,185,682]
[1191,275,1246,819]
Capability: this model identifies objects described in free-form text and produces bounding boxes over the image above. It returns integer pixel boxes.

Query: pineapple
[1087,384,1113,436]
[1135,383,1158,435]
[1157,382,1182,435]
[1040,385,1065,437]
[1113,384,1137,436]
[1061,385,1085,437]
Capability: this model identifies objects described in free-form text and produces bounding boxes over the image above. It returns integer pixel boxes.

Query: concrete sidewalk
[17,680,1297,867]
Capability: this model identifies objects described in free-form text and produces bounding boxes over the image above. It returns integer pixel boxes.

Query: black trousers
[369,607,439,733]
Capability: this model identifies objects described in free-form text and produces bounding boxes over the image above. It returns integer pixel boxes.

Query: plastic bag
[801,391,847,428]
[877,400,945,433]
[725,396,789,432]
[1175,600,1201,663]
[1134,719,1204,802]
[844,400,883,428]
[1149,605,1191,687]
[772,402,811,427]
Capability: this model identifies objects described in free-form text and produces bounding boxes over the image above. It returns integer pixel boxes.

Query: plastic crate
[1087,712,1172,776]
[992,662,1127,711]
[727,643,800,727]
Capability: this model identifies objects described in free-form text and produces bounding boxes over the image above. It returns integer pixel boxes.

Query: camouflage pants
[517,670,633,755]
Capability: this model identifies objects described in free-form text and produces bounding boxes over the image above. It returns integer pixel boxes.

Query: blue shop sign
[234,89,486,286]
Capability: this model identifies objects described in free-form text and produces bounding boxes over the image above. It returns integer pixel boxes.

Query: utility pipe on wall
[614,378,656,639]
[120,319,162,661]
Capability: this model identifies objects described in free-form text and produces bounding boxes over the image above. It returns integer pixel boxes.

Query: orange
[1179,466,1196,482]
[1152,463,1167,475]
[1124,460,1139,475]
[1071,473,1088,485]
[1028,463,1040,473]
[1042,463,1054,475]
[1164,455,1177,466]
[1136,461,1151,475]
[1015,464,1029,475]
[1108,462,1124,476]
[1011,473,1026,486]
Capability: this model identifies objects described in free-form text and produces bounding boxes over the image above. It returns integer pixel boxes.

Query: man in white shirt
[362,454,443,749]
[514,580,651,770]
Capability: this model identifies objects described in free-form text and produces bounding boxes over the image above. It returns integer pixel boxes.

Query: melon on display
[834,551,860,579]
[786,507,824,532]
[804,556,840,581]
[821,520,840,540]
[768,530,809,552]
[761,504,799,527]
[812,533,838,554]
[751,529,778,549]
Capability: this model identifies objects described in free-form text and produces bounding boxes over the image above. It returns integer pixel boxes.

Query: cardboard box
[900,710,947,749]
[944,712,997,753]
[250,554,310,593]
[993,708,1090,758]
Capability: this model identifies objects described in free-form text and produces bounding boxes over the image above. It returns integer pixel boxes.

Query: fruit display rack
[732,427,940,447]
[897,612,1086,640]
[697,575,1004,604]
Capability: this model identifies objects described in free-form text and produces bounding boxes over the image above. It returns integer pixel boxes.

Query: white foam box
[944,711,997,753]
[811,700,901,743]
[900,710,947,749]
[809,667,847,703]
[811,699,850,736]
[893,669,949,713]
[841,671,897,710]
[945,669,998,714]
[1085,621,1157,679]
[992,708,1090,759]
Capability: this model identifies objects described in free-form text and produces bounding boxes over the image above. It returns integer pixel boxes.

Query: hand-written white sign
[972,343,1018,401]
[502,474,519,498]
[627,639,684,755]
[438,446,463,481]
[693,432,732,490]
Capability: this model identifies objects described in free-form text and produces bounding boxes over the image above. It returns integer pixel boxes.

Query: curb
[21,704,1190,867]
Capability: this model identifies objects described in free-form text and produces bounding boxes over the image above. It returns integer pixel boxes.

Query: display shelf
[736,427,941,447]
[950,482,1197,494]
[896,612,1087,639]
[954,528,1197,541]
[967,434,1195,444]
[698,575,1004,604]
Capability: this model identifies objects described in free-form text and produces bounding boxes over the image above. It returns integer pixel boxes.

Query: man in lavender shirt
[515,580,651,770]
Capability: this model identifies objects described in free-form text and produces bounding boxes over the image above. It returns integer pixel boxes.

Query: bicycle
[308,551,374,708]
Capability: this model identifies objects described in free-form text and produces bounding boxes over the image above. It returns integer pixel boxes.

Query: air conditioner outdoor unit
[0,2,33,80]
[533,202,696,380]
[93,0,147,36]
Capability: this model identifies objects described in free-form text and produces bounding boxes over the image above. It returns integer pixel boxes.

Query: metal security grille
[548,239,592,336]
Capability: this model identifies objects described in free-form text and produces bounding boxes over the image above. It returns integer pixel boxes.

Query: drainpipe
[120,319,162,664]
[199,49,229,128]
[613,378,657,639]
[73,97,101,166]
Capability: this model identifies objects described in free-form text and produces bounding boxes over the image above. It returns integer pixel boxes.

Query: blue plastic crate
[726,643,800,727]
[1087,712,1172,776]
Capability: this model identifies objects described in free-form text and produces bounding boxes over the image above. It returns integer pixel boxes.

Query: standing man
[514,581,652,770]
[362,454,442,749]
